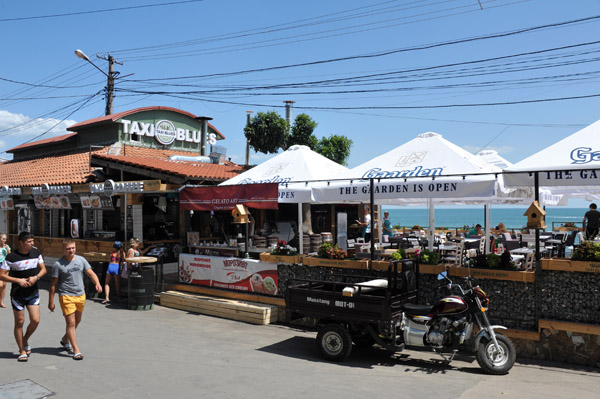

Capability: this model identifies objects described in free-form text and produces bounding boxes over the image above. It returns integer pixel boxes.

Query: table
[83,251,110,262]
[125,256,158,264]
[510,247,535,255]
[438,244,457,251]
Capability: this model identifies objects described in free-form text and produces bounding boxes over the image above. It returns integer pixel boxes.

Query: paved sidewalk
[1,286,599,399]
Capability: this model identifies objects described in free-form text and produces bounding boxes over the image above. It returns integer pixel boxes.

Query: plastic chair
[443,240,464,266]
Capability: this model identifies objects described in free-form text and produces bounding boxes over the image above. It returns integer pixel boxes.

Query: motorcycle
[400,271,516,374]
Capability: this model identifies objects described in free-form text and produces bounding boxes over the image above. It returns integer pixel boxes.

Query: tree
[244,110,352,165]
[288,113,318,149]
[315,135,353,166]
[244,111,289,154]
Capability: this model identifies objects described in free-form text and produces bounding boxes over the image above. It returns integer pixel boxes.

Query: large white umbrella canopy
[312,132,499,204]
[220,145,349,203]
[477,150,565,206]
[504,119,600,199]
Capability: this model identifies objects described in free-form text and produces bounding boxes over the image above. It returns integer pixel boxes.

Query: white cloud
[0,110,77,152]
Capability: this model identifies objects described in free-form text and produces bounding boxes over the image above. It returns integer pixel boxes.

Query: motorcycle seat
[403,303,432,316]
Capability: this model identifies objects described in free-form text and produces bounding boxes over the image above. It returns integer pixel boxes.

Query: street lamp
[74,49,115,115]
[74,49,107,77]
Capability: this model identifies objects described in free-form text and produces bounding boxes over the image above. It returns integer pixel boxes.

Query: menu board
[34,195,71,209]
[87,195,113,210]
[0,197,14,210]
[80,195,91,209]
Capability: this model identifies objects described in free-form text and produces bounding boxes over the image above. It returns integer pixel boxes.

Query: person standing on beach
[49,239,102,360]
[0,231,47,362]
[0,232,11,308]
[583,203,600,240]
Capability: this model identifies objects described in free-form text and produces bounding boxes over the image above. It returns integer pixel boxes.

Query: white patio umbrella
[312,132,503,251]
[477,150,565,206]
[504,119,600,199]
[220,145,349,252]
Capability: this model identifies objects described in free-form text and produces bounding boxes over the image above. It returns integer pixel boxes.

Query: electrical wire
[122,13,600,82]
[0,0,207,22]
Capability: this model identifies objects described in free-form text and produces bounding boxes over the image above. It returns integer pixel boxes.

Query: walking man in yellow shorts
[48,239,102,360]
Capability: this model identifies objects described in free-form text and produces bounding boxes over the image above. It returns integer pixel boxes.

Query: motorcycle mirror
[437,271,448,280]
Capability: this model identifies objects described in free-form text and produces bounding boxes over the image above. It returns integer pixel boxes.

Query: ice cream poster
[178,254,212,286]
[178,254,278,295]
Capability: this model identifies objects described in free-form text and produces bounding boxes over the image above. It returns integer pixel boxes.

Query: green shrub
[571,241,600,261]
[419,249,441,265]
[389,248,407,261]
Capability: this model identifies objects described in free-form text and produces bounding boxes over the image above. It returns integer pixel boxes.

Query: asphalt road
[0,287,598,399]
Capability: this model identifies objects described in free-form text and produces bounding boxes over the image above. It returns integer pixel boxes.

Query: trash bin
[128,267,154,310]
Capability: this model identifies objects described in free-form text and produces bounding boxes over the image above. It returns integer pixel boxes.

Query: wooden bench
[160,291,279,325]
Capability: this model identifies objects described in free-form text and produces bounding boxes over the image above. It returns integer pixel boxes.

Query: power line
[0,76,102,89]
[119,0,528,61]
[123,91,600,110]
[123,14,600,82]
[110,0,409,55]
[0,0,207,22]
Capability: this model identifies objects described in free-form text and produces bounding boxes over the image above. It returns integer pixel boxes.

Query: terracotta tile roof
[6,132,78,153]
[92,146,242,181]
[0,150,99,187]
[67,106,225,139]
[0,145,241,187]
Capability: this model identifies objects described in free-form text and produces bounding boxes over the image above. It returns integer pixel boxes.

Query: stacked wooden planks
[160,291,279,325]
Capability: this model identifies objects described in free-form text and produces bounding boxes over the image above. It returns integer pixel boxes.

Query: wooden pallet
[160,291,279,325]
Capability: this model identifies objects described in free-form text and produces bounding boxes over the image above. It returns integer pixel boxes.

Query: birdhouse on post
[524,201,546,229]
[232,204,250,224]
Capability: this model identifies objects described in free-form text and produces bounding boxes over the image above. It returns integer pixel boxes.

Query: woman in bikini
[102,241,125,304]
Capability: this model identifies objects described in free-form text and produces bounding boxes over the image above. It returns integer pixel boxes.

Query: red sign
[180,183,278,211]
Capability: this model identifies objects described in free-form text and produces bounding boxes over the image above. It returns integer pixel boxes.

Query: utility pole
[97,54,122,115]
[75,50,127,116]
[245,111,252,166]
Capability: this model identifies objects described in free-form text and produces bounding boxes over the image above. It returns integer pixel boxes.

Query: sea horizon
[382,206,587,231]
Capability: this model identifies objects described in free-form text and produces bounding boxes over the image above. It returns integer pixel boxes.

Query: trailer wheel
[317,324,352,361]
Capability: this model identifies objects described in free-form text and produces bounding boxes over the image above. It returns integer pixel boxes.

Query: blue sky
[1,0,599,207]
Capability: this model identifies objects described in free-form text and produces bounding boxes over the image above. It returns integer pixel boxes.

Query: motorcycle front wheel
[476,333,516,375]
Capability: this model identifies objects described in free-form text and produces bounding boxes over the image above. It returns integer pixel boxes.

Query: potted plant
[271,240,298,256]
[318,242,347,260]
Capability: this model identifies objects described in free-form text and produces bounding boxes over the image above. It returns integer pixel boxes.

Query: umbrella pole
[370,178,375,260]
[298,203,303,254]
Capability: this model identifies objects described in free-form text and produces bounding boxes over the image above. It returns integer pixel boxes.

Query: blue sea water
[383,207,586,231]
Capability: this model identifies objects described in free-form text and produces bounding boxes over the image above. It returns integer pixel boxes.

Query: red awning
[179,183,279,211]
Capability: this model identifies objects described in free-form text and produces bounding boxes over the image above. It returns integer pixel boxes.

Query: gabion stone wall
[540,271,600,325]
[512,330,600,368]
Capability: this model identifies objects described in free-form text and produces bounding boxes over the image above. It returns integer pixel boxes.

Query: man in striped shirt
[0,231,47,362]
